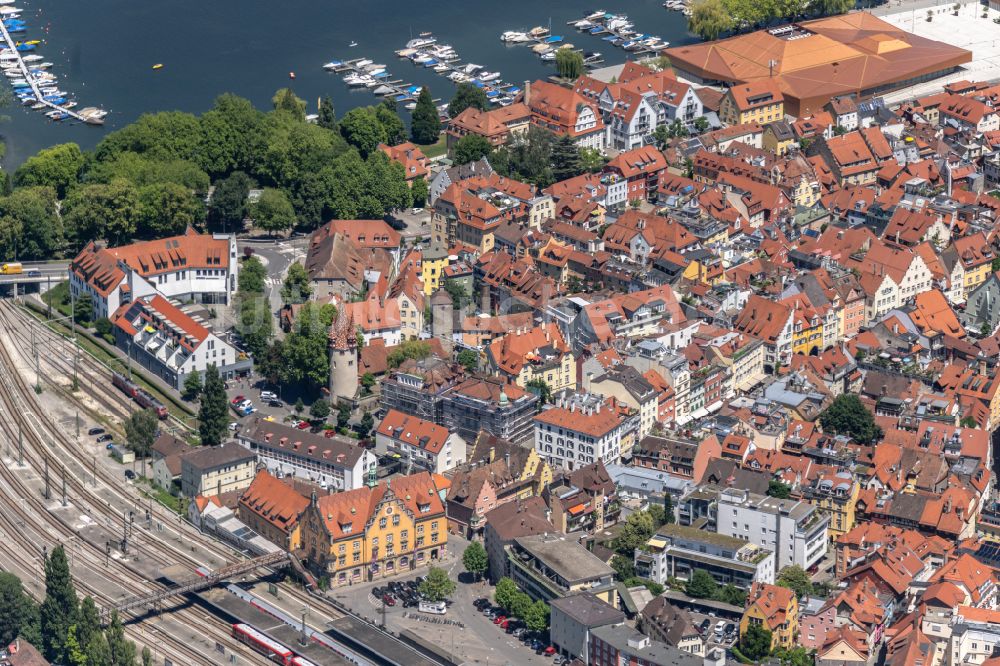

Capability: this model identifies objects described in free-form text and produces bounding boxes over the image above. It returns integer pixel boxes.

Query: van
[714,621,725,637]
[261,390,278,402]
[418,600,447,615]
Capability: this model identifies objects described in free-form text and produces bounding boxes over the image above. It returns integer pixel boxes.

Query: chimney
[505,451,511,469]
[523,80,531,106]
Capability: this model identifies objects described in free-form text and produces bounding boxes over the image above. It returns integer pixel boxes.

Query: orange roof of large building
[238,469,310,536]
[487,322,570,376]
[376,409,451,455]
[664,13,972,116]
[606,146,668,179]
[312,471,444,540]
[111,293,210,353]
[72,228,231,297]
[449,103,531,140]
[523,80,605,138]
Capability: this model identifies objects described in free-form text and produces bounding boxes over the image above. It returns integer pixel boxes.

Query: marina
[323,32,523,111]
[564,11,670,55]
[0,6,105,124]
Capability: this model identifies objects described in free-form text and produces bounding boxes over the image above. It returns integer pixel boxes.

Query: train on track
[230,624,337,666]
[111,372,168,419]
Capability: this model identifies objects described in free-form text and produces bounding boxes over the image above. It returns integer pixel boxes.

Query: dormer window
[418,502,431,514]
[340,522,353,534]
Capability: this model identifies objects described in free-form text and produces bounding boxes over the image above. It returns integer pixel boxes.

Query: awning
[567,503,586,516]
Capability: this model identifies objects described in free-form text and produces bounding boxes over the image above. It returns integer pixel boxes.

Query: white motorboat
[405,36,436,49]
[22,54,42,62]
[540,52,555,61]
[448,71,470,83]
[586,10,607,20]
[404,102,417,110]
[395,48,417,58]
[532,43,552,54]
[343,73,371,87]
[463,63,483,74]
[362,62,386,71]
[433,63,449,73]
[574,20,594,29]
[479,71,501,82]
[500,31,530,43]
[528,26,550,38]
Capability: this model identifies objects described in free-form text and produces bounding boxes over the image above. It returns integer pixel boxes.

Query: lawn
[419,134,449,159]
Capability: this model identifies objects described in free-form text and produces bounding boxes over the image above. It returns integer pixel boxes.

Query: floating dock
[0,13,105,124]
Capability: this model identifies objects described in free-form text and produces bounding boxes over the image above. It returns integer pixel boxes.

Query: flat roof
[550,592,626,627]
[514,533,614,583]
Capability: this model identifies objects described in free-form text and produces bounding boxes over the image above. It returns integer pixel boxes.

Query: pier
[0,16,104,124]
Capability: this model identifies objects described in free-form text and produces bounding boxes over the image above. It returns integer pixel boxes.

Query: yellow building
[740,582,799,650]
[487,322,576,393]
[804,472,859,541]
[421,245,450,296]
[763,121,796,156]
[788,301,824,356]
[301,472,447,586]
[719,81,785,126]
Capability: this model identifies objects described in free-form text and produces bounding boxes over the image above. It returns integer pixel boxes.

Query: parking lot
[327,537,559,665]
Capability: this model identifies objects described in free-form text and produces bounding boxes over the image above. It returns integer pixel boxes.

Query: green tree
[816,0,855,14]
[250,187,296,234]
[318,95,337,131]
[411,177,429,207]
[410,87,441,145]
[616,510,655,555]
[272,87,307,120]
[494,577,518,610]
[182,369,202,401]
[443,278,469,310]
[136,181,206,238]
[694,116,710,133]
[0,572,35,647]
[387,340,432,368]
[551,135,583,182]
[510,592,533,620]
[124,408,158,476]
[13,142,84,198]
[365,151,412,213]
[664,494,676,524]
[449,83,490,118]
[453,134,493,166]
[40,545,78,663]
[610,554,636,581]
[358,410,374,439]
[197,364,228,446]
[339,107,387,157]
[282,261,313,305]
[462,541,489,581]
[75,597,101,659]
[524,600,550,632]
[648,504,667,528]
[94,110,202,164]
[457,349,478,372]
[337,402,351,429]
[0,186,63,260]
[776,565,813,599]
[209,171,252,231]
[768,479,792,499]
[84,633,112,666]
[73,293,94,325]
[580,147,607,173]
[281,303,337,389]
[819,394,882,444]
[360,372,376,395]
[142,646,153,666]
[684,569,718,599]
[491,126,554,187]
[555,49,585,80]
[689,0,732,41]
[236,292,274,358]
[417,566,456,602]
[375,101,407,146]
[716,584,747,606]
[62,179,139,249]
[106,610,136,666]
[310,398,331,422]
[239,256,267,294]
[740,623,773,661]
[295,397,305,414]
[526,378,552,404]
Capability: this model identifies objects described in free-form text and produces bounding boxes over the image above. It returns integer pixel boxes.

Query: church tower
[328,308,358,403]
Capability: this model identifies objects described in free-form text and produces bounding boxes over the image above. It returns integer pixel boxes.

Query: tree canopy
[449,83,490,118]
[198,364,228,446]
[453,134,493,166]
[819,394,882,444]
[462,541,489,580]
[410,87,441,145]
[555,49,585,80]
[417,566,456,602]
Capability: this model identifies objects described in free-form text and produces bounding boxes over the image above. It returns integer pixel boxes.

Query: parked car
[124,470,136,480]
[724,623,736,636]
[372,586,383,598]
[87,427,105,436]
[382,594,396,607]
[699,619,711,635]
[493,615,506,625]
[260,390,278,402]
[544,646,556,656]
[230,395,245,406]
[105,443,115,450]
[512,628,526,638]
[96,433,113,443]
[267,399,283,408]
[554,656,566,665]
[228,422,240,432]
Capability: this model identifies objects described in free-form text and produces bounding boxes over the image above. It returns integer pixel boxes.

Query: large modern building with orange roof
[664,13,972,116]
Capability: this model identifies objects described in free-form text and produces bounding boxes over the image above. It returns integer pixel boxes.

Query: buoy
[152,63,163,70]
[289,71,296,79]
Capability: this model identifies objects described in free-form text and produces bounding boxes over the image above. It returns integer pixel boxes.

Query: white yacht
[500,31,530,43]
[405,36,436,49]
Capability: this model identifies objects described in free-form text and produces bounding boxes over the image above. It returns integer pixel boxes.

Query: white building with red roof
[375,409,466,474]
[523,80,605,151]
[70,228,238,320]
[110,293,249,388]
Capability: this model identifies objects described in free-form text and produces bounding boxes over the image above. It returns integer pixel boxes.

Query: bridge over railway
[101,551,290,623]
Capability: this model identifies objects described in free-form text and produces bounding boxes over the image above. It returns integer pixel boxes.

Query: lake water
[1,0,693,166]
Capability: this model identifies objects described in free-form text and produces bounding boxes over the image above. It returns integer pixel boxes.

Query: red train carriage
[231,623,293,665]
[111,373,168,419]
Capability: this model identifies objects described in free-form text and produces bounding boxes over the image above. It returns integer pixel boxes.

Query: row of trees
[452,127,605,188]
[493,577,551,632]
[688,0,855,41]
[0,86,433,261]
[0,546,148,665]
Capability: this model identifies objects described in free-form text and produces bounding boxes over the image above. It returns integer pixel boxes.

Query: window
[380,517,387,529]
[393,514,400,526]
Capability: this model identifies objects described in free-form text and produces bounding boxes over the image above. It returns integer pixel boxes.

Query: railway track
[0,310,264,664]
[0,299,364,662]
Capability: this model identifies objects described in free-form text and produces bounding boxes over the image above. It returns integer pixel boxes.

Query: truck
[418,600,447,615]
